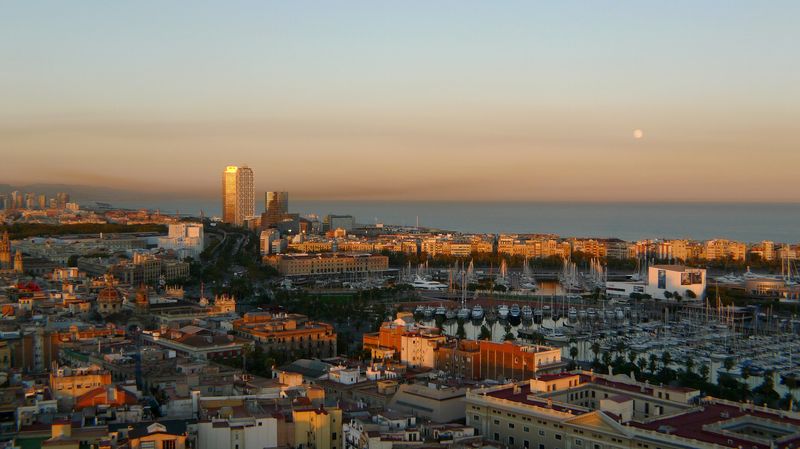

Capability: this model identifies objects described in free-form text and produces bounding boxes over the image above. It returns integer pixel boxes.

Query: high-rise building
[262,191,289,226]
[56,192,70,209]
[11,191,21,209]
[221,165,255,226]
[38,194,47,210]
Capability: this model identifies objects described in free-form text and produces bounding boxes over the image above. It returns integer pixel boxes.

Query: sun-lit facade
[221,165,254,226]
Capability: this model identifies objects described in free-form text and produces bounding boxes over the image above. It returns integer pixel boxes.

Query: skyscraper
[262,191,289,226]
[221,165,255,226]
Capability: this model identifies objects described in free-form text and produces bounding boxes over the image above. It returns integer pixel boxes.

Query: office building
[221,165,255,226]
[262,191,289,226]
[324,214,356,232]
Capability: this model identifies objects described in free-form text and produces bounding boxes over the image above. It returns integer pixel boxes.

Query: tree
[503,332,516,341]
[648,354,658,373]
[479,324,492,340]
[456,320,467,339]
[637,357,647,373]
[685,357,695,374]
[685,289,697,299]
[724,357,735,372]
[664,291,673,299]
[602,351,612,367]
[628,350,638,365]
[661,351,672,369]
[699,364,710,381]
[570,346,579,360]
[591,342,601,362]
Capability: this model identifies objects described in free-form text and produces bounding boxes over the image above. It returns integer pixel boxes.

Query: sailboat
[520,257,538,290]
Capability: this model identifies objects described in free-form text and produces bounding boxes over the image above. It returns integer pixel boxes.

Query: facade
[232,312,337,358]
[262,191,289,227]
[265,253,389,277]
[293,405,344,449]
[259,229,280,256]
[647,264,706,300]
[158,223,205,260]
[222,165,255,226]
[49,364,113,409]
[324,215,356,232]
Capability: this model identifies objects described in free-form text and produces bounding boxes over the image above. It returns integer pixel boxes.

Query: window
[494,419,500,425]
[524,426,529,432]
[539,430,545,436]
[494,433,500,441]
[509,436,515,445]
[332,433,337,440]
[556,434,562,440]
[162,440,176,449]
[474,415,480,421]
[523,440,529,449]
[509,423,515,429]
[575,439,583,446]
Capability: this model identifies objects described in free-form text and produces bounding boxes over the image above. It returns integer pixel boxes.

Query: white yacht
[497,304,510,320]
[411,276,448,291]
[471,304,484,320]
[522,305,533,320]
[510,304,521,318]
[457,307,471,320]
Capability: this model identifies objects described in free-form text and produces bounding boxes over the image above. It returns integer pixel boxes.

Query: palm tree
[479,324,492,340]
[602,351,612,367]
[648,354,658,373]
[628,350,638,365]
[591,342,601,363]
[685,357,695,374]
[723,357,735,372]
[637,357,647,373]
[570,346,579,361]
[661,351,672,369]
[699,364,710,382]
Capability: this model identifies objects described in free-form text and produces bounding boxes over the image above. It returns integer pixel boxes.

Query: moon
[633,129,644,139]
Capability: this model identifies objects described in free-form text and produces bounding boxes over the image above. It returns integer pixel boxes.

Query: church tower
[14,251,23,273]
[0,231,10,267]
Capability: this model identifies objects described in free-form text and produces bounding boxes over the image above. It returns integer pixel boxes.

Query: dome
[98,285,121,303]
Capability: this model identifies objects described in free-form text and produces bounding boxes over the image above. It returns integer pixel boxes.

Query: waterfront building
[264,253,389,277]
[221,165,255,226]
[607,264,706,300]
[704,238,747,261]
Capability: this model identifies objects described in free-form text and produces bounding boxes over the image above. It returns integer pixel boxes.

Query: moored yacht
[522,305,533,320]
[471,304,484,320]
[411,275,448,291]
[510,304,521,318]
[497,304,510,320]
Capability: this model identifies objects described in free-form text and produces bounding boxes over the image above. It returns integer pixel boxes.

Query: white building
[259,229,280,255]
[606,265,706,301]
[197,415,278,449]
[158,223,205,260]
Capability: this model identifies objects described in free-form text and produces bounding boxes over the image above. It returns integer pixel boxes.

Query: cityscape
[2,2,800,449]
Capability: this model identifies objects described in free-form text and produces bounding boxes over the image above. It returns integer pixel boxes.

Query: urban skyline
[2,2,800,202]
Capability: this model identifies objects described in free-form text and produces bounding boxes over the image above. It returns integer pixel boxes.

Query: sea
[110,200,800,243]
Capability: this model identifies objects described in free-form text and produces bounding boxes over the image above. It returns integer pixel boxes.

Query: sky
[1,1,799,202]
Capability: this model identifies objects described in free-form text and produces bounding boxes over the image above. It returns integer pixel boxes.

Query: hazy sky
[2,1,799,201]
